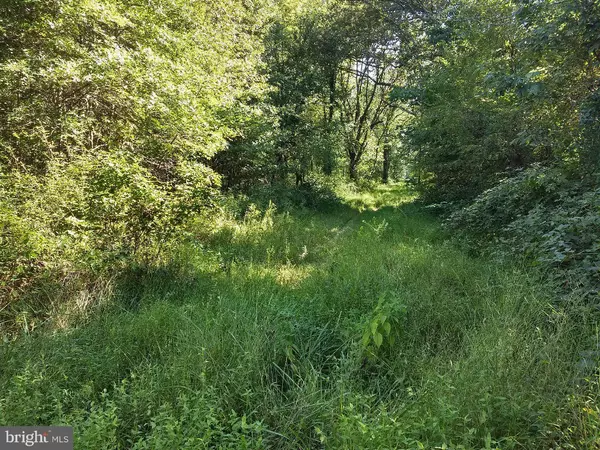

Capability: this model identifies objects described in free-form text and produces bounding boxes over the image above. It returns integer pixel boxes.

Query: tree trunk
[323,154,334,176]
[349,152,358,180]
[328,70,336,124]
[382,143,391,184]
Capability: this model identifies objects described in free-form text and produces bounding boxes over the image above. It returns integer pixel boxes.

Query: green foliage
[1,0,600,447]
[403,0,600,202]
[447,166,600,296]
[0,0,267,170]
[245,178,341,212]
[446,165,566,234]
[360,293,406,357]
[0,366,265,449]
[2,187,597,448]
[0,152,220,329]
[256,0,412,184]
[0,0,270,326]
[396,0,600,305]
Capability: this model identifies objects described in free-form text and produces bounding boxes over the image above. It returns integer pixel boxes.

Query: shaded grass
[0,184,598,448]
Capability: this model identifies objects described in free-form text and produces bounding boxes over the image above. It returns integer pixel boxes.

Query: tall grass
[0,185,598,448]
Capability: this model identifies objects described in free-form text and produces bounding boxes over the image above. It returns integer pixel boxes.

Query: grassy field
[1,185,598,449]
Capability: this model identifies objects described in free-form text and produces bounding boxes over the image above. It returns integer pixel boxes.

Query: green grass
[1,185,599,449]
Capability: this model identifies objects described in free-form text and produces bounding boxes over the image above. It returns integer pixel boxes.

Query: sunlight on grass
[339,183,418,211]
[0,186,597,449]
[276,263,315,287]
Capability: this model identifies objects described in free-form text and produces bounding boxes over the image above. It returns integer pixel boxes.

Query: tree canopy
[1,0,600,448]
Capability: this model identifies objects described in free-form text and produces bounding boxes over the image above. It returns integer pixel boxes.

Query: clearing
[0,186,590,449]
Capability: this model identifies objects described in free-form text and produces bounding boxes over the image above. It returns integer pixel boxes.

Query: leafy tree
[401,0,600,201]
[0,0,271,304]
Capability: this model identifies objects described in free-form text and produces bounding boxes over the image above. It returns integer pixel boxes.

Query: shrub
[447,165,600,296]
[0,153,220,333]
[239,177,341,213]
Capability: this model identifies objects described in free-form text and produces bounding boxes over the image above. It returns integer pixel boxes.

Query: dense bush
[403,0,600,203]
[447,165,600,297]
[400,0,600,300]
[0,0,271,329]
[222,176,342,218]
[446,165,566,234]
[0,152,219,329]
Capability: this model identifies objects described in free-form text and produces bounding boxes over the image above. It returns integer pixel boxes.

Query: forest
[0,0,599,448]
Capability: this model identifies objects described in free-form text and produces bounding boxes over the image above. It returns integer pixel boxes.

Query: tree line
[1,0,599,322]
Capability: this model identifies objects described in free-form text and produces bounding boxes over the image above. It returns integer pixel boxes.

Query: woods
[1,0,599,448]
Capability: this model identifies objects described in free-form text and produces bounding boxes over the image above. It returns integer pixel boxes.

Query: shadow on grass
[1,184,584,449]
[0,186,431,396]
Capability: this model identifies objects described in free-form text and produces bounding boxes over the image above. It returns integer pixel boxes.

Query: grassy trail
[0,186,595,449]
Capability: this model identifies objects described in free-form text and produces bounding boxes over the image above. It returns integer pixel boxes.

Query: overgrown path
[0,186,591,448]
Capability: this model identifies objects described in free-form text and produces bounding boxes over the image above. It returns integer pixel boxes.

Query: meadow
[1,185,597,449]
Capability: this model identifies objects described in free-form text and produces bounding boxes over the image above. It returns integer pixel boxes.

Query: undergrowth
[1,184,599,448]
